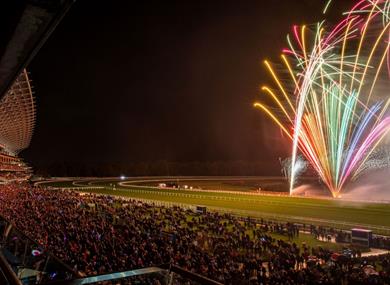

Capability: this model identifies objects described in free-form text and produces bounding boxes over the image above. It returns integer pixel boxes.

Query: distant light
[120,175,126,180]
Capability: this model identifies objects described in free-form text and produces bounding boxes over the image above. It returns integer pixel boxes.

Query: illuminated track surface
[38,177,390,234]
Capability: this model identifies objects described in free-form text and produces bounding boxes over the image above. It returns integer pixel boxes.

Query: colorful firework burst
[255,0,390,197]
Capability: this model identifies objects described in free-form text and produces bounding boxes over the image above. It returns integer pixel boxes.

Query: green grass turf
[128,178,289,192]
[140,180,256,192]
[42,179,390,234]
[269,232,344,251]
[42,181,79,187]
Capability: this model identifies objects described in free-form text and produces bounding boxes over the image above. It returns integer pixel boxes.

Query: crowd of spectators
[0,183,390,284]
[0,161,31,182]
[0,162,25,171]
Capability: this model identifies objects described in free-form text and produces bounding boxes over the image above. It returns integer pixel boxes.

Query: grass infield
[42,179,390,234]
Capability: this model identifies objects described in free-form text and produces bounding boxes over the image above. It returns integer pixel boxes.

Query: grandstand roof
[0,69,35,154]
[0,0,75,100]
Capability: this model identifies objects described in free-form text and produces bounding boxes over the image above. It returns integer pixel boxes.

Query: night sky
[23,0,355,174]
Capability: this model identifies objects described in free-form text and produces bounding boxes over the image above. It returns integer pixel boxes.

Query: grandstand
[0,69,35,183]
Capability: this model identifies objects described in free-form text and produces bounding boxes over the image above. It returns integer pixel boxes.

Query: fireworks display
[255,0,390,197]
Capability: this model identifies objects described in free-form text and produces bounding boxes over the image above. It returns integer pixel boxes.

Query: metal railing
[0,251,22,285]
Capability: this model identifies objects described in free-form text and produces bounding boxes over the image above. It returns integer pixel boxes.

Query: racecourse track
[37,176,390,235]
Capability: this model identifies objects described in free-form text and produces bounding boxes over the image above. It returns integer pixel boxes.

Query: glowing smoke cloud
[281,155,308,182]
[255,0,390,197]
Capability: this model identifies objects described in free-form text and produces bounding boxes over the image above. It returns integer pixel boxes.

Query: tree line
[31,160,282,177]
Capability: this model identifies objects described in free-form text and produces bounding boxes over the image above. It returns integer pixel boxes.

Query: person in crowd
[0,183,389,284]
